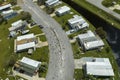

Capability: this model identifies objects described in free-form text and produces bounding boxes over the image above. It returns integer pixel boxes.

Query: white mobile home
[78,30,104,50]
[15,57,41,75]
[45,0,59,7]
[9,20,27,32]
[68,15,89,30]
[1,9,14,16]
[86,58,114,77]
[1,9,17,20]
[15,33,37,53]
[0,4,11,11]
[56,6,70,16]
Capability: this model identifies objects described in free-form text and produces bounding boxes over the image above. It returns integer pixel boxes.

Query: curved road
[18,0,74,80]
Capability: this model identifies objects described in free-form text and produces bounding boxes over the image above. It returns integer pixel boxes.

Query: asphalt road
[86,0,120,21]
[18,0,74,80]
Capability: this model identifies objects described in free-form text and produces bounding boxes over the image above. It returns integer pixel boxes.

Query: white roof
[20,57,41,68]
[68,15,89,29]
[78,30,104,50]
[45,0,59,6]
[2,10,13,15]
[84,40,104,50]
[17,33,34,41]
[9,20,24,31]
[16,34,35,52]
[78,30,95,39]
[56,6,70,14]
[11,20,23,27]
[0,4,12,11]
[68,15,84,25]
[81,22,89,28]
[76,22,89,29]
[17,42,35,51]
[86,58,114,76]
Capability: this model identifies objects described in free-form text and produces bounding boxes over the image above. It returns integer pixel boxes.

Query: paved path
[35,33,45,37]
[18,0,74,80]
[36,41,48,48]
[86,0,120,20]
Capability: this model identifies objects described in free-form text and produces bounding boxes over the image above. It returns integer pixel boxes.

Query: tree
[20,11,31,22]
[9,0,17,5]
[95,27,107,39]
[37,0,45,6]
[4,19,8,24]
[106,47,110,53]
[46,7,55,14]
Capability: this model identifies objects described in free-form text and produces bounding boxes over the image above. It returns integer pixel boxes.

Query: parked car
[39,25,44,29]
[21,30,30,35]
[30,22,36,26]
[70,29,75,33]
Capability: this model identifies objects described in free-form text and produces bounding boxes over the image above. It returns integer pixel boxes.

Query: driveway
[18,0,74,80]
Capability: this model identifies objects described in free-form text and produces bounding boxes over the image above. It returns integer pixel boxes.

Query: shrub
[95,27,107,39]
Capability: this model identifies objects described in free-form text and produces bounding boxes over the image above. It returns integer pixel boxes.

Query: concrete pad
[109,4,120,10]
[28,24,38,29]
[40,5,45,9]
[74,59,85,69]
[36,42,48,48]
[50,13,56,17]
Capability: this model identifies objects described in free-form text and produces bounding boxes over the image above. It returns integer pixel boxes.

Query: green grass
[73,0,120,30]
[28,26,43,35]
[17,46,49,62]
[114,9,120,14]
[0,14,22,79]
[102,0,120,7]
[39,35,47,42]
[72,39,119,80]
[74,69,84,80]
[0,14,49,79]
[12,6,21,11]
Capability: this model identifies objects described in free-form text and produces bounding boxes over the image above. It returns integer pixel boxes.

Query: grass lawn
[12,6,21,11]
[73,0,120,30]
[28,26,43,35]
[72,39,119,80]
[114,9,120,14]
[74,69,84,80]
[0,14,49,79]
[0,14,22,79]
[39,35,47,42]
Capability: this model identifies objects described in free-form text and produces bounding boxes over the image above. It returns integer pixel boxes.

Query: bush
[37,0,45,6]
[46,7,55,14]
[95,27,107,39]
[114,9,120,14]
[10,0,17,5]
[102,0,114,7]
[38,63,48,77]
[20,11,31,22]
